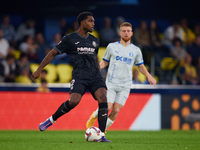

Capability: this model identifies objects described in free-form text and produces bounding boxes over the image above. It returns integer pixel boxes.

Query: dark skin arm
[31,49,58,82]
[96,55,100,71]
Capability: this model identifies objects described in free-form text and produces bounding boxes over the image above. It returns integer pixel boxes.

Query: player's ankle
[49,116,56,123]
[101,132,105,136]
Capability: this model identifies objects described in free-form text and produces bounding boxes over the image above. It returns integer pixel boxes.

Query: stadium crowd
[0,15,200,85]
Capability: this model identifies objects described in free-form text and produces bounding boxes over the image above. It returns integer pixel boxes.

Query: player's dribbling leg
[86,102,114,130]
[98,102,108,133]
[98,102,111,142]
[94,88,112,142]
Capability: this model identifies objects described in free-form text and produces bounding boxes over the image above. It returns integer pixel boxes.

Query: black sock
[52,100,72,121]
[98,102,108,133]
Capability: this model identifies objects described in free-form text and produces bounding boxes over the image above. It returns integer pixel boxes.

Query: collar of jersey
[76,31,89,39]
[118,41,132,45]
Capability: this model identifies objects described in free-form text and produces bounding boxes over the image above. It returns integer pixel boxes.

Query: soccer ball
[85,126,102,142]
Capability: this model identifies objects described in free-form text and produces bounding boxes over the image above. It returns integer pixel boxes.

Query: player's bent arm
[37,49,58,72]
[31,49,58,82]
[99,60,109,69]
[138,64,156,86]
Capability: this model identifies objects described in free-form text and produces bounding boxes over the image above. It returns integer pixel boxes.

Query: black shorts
[69,76,107,100]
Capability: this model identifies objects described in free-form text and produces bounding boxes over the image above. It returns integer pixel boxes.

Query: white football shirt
[103,41,144,88]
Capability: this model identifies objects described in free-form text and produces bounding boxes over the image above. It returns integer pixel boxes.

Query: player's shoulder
[61,32,74,41]
[64,32,77,38]
[61,32,80,43]
[111,41,120,45]
[107,41,119,47]
[88,33,99,42]
[130,43,141,51]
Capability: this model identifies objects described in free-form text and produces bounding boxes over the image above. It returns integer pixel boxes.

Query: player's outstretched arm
[138,64,156,86]
[31,49,58,82]
[99,60,109,69]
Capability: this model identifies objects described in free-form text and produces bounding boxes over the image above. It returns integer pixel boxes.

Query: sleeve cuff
[135,62,144,66]
[54,47,62,54]
[103,58,109,62]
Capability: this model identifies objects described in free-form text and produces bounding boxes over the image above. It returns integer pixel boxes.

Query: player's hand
[148,76,157,86]
[31,70,40,82]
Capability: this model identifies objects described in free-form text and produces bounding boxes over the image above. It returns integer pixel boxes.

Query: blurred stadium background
[0,0,200,132]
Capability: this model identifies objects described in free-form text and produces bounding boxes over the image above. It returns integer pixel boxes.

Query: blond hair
[120,22,132,28]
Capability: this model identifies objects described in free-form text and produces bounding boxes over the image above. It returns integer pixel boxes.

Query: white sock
[93,108,98,118]
[106,117,114,129]
[49,116,56,123]
[101,132,105,137]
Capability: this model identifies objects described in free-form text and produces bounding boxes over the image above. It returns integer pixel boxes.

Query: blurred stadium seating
[98,47,106,61]
[30,63,57,83]
[56,64,73,83]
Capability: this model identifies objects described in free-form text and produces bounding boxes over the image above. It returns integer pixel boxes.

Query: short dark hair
[172,37,182,45]
[19,53,28,60]
[41,70,47,74]
[77,12,93,26]
[41,79,47,83]
[6,54,15,60]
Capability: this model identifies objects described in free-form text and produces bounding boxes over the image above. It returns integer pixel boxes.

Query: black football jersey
[54,31,100,79]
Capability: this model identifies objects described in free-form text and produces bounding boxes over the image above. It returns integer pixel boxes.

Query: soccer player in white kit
[86,22,156,130]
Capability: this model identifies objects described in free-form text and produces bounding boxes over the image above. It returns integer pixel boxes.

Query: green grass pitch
[0,130,200,150]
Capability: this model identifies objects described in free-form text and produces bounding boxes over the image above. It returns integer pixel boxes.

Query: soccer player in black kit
[31,12,111,142]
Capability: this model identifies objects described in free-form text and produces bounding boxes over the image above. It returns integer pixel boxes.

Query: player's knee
[69,93,82,108]
[108,104,112,111]
[69,98,81,108]
[112,107,121,114]
[69,99,80,108]
[98,94,107,103]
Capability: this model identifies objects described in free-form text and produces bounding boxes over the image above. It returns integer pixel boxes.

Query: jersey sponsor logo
[116,56,132,65]
[75,41,80,44]
[115,51,119,53]
[116,56,123,61]
[77,47,95,54]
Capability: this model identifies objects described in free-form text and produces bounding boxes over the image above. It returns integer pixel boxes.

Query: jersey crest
[92,41,97,47]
